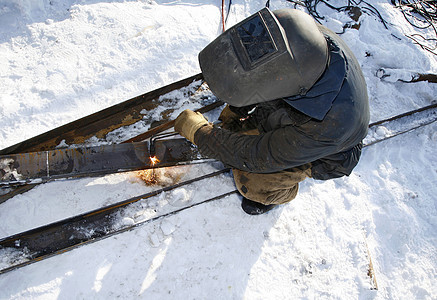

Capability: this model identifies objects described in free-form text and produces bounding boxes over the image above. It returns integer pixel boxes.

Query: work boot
[241,197,277,215]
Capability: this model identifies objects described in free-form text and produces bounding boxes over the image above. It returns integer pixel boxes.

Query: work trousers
[233,164,312,205]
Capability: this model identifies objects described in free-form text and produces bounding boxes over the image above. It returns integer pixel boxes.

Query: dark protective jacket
[194,26,370,180]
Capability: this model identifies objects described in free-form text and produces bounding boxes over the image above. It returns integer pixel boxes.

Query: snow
[0,0,436,299]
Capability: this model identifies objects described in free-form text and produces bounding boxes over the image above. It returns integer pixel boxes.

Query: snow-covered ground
[0,0,436,299]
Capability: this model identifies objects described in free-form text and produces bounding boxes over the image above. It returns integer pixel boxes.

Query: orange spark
[138,169,158,185]
[150,156,160,166]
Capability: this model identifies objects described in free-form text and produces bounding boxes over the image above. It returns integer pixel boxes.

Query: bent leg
[232,164,312,205]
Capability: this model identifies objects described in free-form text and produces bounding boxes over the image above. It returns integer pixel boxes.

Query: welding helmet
[199,8,329,107]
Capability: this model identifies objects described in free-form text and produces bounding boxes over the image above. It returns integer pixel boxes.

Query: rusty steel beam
[1,139,201,186]
[0,73,203,155]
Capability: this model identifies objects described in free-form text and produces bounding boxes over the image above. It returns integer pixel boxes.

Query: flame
[150,156,160,166]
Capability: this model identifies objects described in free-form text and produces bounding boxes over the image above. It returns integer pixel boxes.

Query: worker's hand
[218,105,241,131]
[174,109,210,144]
[219,105,258,132]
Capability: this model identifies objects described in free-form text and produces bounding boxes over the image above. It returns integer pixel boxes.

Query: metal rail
[368,102,437,127]
[0,74,204,155]
[0,74,223,202]
[1,101,436,275]
[365,102,437,147]
[0,168,233,275]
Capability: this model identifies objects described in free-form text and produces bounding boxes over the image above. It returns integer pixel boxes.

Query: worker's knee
[232,167,309,205]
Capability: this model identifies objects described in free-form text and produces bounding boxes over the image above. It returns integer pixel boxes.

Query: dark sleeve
[194,124,339,173]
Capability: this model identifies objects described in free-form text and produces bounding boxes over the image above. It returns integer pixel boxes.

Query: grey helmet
[199,8,329,107]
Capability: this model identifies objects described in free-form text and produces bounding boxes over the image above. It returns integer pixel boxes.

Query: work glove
[219,105,259,132]
[174,109,210,144]
[218,105,242,131]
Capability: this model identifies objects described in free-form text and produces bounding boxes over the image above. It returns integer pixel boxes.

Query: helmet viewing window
[235,14,277,65]
[229,9,286,71]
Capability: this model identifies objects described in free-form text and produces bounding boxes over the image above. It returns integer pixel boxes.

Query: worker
[174,8,370,215]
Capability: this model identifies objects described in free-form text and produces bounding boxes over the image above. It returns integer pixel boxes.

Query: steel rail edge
[364,102,437,147]
[368,102,437,127]
[0,189,238,275]
[0,168,232,274]
[0,73,204,155]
